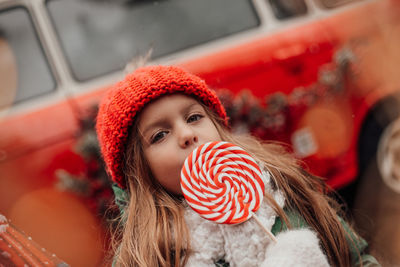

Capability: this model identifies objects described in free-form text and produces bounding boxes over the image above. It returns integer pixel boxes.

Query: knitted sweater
[111,171,380,267]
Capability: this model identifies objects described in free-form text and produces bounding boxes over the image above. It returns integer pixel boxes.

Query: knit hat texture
[96,65,227,188]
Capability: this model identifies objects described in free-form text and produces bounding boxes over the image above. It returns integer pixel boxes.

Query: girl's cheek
[158,142,177,159]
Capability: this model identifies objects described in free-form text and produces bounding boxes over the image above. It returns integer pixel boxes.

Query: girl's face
[138,94,221,195]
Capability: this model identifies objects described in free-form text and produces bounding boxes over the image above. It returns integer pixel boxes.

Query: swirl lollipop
[181,141,276,241]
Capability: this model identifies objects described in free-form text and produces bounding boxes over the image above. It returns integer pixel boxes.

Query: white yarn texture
[184,167,330,267]
[262,229,330,267]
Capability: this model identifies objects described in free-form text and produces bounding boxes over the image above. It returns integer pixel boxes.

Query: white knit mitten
[261,229,330,267]
[221,168,285,267]
[220,197,278,267]
[184,206,225,267]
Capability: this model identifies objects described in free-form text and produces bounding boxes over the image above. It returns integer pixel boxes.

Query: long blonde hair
[110,101,356,267]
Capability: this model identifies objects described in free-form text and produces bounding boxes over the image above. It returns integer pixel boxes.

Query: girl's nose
[178,124,198,148]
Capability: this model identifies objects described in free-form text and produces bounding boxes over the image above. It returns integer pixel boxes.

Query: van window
[46,0,260,82]
[268,0,308,19]
[317,0,360,8]
[0,7,55,108]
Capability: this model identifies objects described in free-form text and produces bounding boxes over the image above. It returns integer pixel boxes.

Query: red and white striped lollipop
[181,141,265,224]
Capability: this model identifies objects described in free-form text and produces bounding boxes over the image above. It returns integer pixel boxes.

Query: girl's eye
[151,131,168,144]
[187,114,203,123]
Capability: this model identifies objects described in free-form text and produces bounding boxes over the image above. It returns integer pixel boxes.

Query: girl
[96,65,380,267]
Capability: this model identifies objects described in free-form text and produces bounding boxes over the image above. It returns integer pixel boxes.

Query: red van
[1,0,399,265]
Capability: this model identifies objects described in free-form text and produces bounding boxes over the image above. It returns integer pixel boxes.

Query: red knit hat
[96,65,227,188]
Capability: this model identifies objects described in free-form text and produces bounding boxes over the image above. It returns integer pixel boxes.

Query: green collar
[111,183,129,216]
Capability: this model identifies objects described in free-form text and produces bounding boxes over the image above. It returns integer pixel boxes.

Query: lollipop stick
[252,213,277,243]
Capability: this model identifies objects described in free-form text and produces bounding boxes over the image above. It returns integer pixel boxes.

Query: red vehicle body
[1,0,400,265]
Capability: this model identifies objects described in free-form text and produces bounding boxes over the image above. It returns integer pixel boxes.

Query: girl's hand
[262,229,330,267]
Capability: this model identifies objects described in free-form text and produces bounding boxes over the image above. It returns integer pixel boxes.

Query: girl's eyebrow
[141,118,169,138]
[181,102,201,114]
[141,102,200,137]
